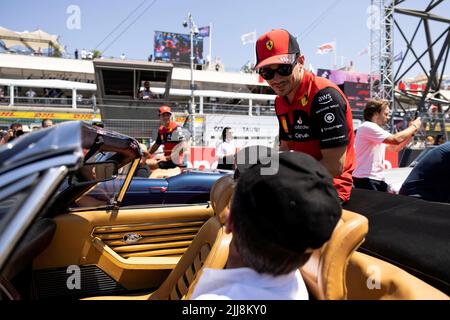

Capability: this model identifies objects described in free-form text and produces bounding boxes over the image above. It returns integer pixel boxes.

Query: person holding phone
[0,123,25,145]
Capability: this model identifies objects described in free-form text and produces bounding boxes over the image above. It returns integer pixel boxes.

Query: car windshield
[65,152,133,210]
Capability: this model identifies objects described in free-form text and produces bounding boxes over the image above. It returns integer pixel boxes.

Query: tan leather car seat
[149,167,181,179]
[209,175,235,224]
[346,251,449,300]
[300,209,369,300]
[150,216,231,300]
[150,175,236,299]
[84,176,235,300]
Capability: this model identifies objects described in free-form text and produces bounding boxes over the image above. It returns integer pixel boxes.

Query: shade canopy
[0,27,65,53]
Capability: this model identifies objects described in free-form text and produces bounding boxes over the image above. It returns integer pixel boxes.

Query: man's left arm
[321,147,347,177]
[311,87,350,177]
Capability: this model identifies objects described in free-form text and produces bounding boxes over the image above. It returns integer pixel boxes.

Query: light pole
[183,13,198,144]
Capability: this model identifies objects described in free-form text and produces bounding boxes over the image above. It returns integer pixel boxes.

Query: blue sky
[1,0,449,76]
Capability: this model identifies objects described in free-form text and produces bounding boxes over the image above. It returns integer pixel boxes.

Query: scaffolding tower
[370,0,450,132]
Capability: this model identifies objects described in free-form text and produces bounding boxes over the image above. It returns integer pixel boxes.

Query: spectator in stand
[76,93,83,104]
[41,118,53,128]
[87,51,94,60]
[74,49,79,60]
[81,48,87,60]
[25,88,37,103]
[139,81,155,100]
[120,53,126,60]
[353,99,422,192]
[44,88,50,105]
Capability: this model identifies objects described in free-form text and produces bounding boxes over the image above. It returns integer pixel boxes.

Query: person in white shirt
[191,151,342,300]
[81,48,87,60]
[25,88,37,103]
[353,99,422,191]
[215,127,236,170]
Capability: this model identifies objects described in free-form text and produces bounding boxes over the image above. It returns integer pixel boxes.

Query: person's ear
[298,54,305,67]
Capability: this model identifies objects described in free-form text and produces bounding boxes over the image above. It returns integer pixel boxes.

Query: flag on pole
[393,51,403,62]
[198,26,210,37]
[241,31,257,45]
[317,42,336,55]
[358,47,369,57]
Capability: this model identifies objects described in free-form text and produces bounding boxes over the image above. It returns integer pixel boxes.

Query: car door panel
[32,204,214,298]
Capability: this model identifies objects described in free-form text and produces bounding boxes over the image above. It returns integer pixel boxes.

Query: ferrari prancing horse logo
[266,40,274,51]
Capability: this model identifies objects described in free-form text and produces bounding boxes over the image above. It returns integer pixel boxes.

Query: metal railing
[0,96,95,109]
[198,102,275,116]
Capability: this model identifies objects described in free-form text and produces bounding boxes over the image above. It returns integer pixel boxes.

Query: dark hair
[230,189,311,276]
[363,99,389,121]
[10,123,22,130]
[222,127,231,142]
[434,134,445,145]
[41,118,52,126]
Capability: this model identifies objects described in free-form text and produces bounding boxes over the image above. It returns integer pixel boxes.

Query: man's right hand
[410,117,422,131]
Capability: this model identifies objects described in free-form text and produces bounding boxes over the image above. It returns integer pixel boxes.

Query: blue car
[122,169,229,206]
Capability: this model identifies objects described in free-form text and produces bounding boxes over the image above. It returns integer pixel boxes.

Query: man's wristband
[411,123,418,130]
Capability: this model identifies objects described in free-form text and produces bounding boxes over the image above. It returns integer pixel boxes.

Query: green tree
[92,50,102,59]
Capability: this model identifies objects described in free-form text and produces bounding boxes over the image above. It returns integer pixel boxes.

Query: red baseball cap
[159,105,172,115]
[255,29,300,69]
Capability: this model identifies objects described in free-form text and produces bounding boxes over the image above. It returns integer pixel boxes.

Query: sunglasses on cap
[258,56,299,80]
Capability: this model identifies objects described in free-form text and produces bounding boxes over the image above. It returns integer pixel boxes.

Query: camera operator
[0,123,25,145]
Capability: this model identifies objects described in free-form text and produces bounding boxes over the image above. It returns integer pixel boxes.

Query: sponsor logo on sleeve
[318,93,333,105]
[301,96,308,106]
[324,113,335,123]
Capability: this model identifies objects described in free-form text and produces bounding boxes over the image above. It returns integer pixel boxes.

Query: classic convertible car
[0,121,448,300]
[110,169,226,207]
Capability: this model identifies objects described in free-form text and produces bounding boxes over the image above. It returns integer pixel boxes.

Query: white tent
[0,27,65,53]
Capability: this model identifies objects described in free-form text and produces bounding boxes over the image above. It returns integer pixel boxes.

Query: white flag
[317,41,336,55]
[241,31,256,45]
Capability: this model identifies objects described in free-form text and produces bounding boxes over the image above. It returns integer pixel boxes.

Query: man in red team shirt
[255,29,355,203]
[148,105,184,169]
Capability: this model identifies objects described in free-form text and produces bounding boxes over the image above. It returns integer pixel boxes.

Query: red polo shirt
[156,121,180,157]
[275,70,355,202]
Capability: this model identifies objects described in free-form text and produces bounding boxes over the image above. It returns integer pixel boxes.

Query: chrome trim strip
[0,166,68,271]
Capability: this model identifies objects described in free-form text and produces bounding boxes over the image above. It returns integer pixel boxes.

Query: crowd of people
[0,118,53,145]
[0,86,95,106]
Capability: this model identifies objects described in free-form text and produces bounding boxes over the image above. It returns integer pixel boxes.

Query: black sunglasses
[258,59,298,80]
